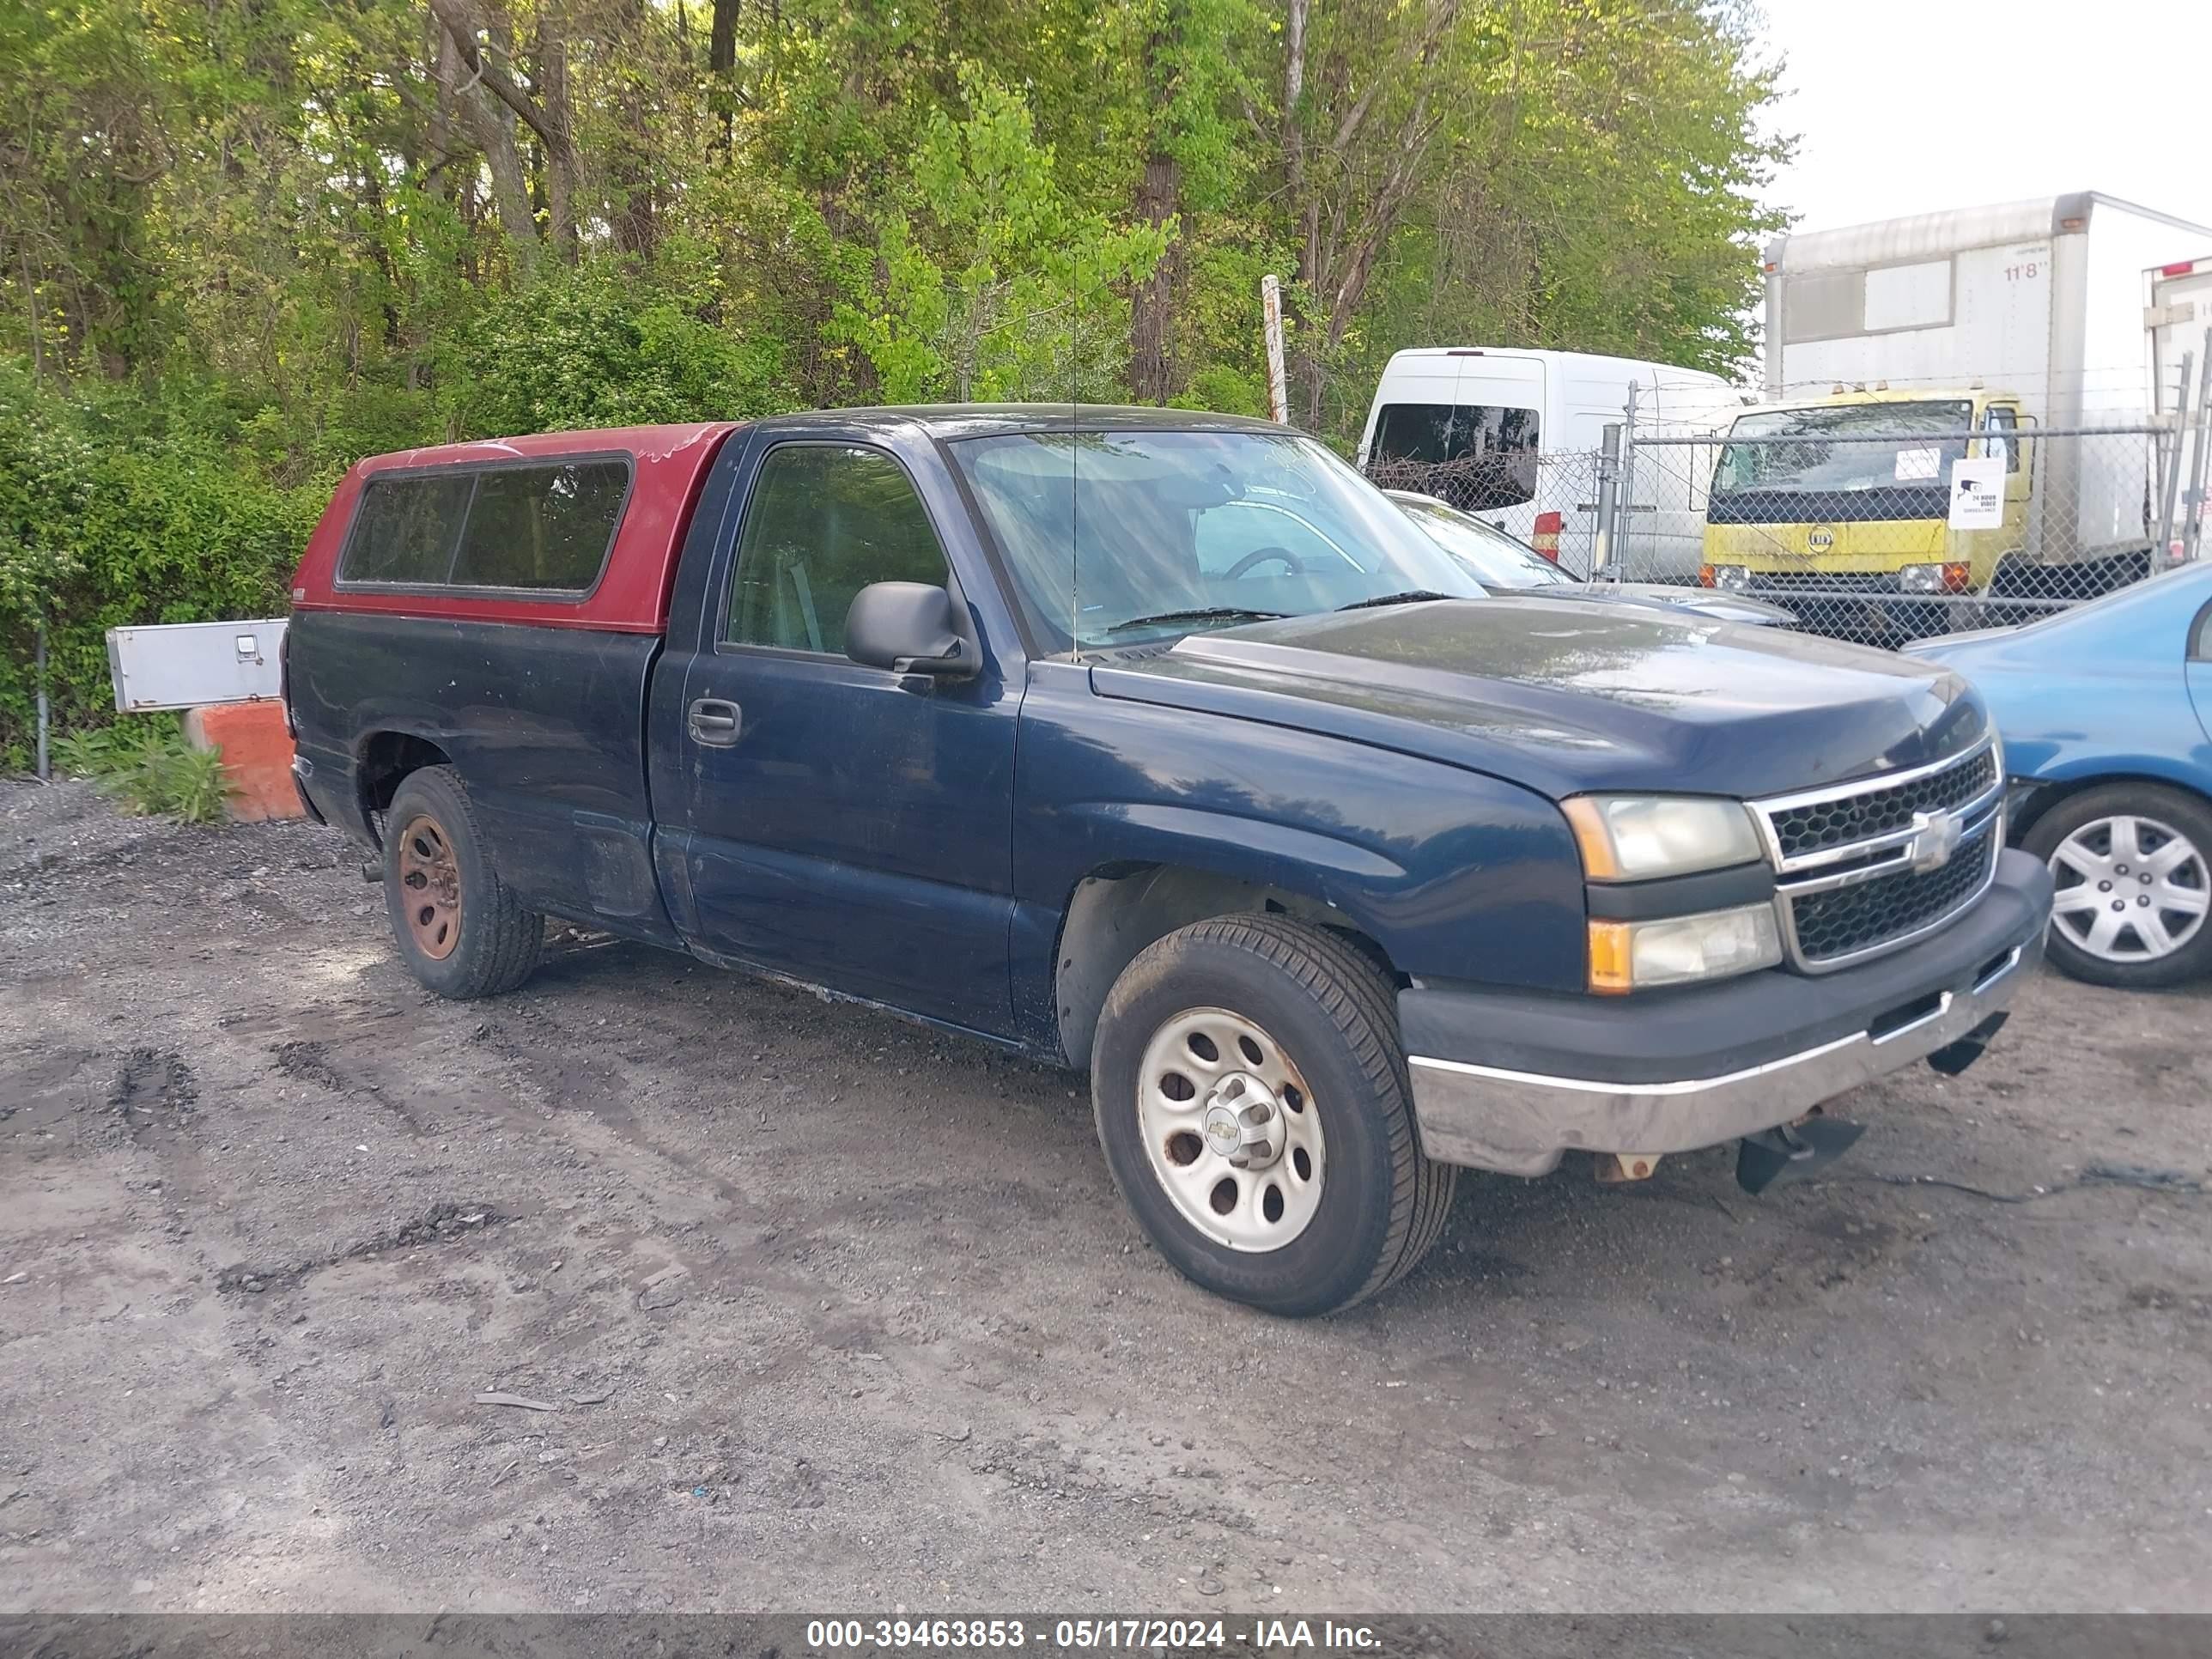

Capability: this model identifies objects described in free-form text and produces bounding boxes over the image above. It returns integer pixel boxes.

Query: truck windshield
[1389,494,1577,588]
[1712,400,1973,496]
[950,428,1486,648]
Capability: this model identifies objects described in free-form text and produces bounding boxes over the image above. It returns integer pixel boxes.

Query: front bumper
[1401,848,2053,1176]
[1735,580,1958,643]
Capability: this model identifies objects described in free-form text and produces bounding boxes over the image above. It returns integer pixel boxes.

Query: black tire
[2022,781,2212,988]
[382,765,543,1000]
[1091,915,1455,1316]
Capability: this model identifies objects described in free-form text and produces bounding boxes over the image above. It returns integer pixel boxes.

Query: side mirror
[845,580,976,678]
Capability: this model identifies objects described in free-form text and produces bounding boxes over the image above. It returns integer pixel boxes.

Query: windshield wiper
[1102,606,1289,635]
[1335,589,1467,612]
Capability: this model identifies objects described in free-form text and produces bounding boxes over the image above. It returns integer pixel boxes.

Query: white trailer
[1762,193,2212,568]
[1765,192,2212,422]
[2145,253,2212,554]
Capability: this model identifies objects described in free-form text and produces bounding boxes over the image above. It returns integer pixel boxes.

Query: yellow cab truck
[1721,192,2212,640]
[1698,386,2035,641]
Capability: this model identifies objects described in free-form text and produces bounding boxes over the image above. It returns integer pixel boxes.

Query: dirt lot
[3,778,2209,1615]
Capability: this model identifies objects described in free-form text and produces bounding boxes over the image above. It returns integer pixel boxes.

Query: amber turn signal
[1560,797,1620,880]
[1587,921,1635,994]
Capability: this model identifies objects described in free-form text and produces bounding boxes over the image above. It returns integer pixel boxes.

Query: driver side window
[1984,405,2021,473]
[1193,501,1353,579]
[725,444,949,655]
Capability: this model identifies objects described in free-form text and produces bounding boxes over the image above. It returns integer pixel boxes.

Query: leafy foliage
[0,366,325,765]
[77,715,234,823]
[0,0,1788,768]
[830,70,1172,403]
[455,261,793,436]
[49,724,121,779]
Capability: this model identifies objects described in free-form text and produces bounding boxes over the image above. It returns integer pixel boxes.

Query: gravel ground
[3,778,2209,1614]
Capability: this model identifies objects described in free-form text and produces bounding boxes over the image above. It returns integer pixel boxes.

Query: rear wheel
[381,766,544,999]
[1091,915,1454,1316]
[2025,782,2212,988]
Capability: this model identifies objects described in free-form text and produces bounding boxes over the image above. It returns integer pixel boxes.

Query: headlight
[1899,560,1970,593]
[1589,904,1783,994]
[1701,563,1752,592]
[1562,794,1765,880]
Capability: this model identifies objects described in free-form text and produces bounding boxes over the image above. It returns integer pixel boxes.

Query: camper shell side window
[336,456,635,599]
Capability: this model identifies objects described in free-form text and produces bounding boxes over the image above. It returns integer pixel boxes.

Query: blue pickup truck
[285,407,2053,1315]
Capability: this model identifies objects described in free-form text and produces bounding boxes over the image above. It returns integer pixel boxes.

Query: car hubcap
[2048,814,2208,963]
[1137,1007,1324,1253]
[397,814,462,961]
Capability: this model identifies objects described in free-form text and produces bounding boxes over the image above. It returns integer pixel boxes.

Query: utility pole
[1261,276,1289,425]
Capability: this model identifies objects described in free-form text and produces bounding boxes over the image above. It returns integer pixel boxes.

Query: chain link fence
[1362,449,1620,573]
[1611,421,2192,644]
[1366,405,2210,648]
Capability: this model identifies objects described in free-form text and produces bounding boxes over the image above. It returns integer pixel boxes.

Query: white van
[1356,348,1743,579]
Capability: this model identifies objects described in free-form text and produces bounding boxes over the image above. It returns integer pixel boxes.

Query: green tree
[829,70,1170,403]
[1262,0,1786,437]
[0,0,1789,762]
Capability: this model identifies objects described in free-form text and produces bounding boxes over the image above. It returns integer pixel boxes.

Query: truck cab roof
[1733,386,2021,417]
[773,404,1289,437]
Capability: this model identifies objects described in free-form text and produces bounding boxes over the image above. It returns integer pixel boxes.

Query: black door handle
[688,696,741,746]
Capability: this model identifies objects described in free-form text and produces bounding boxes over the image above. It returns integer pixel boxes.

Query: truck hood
[1090,599,1986,801]
[1499,584,1797,627]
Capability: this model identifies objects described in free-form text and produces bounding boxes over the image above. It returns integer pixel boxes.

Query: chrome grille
[1767,746,1998,864]
[1786,823,2000,966]
[1753,738,2005,972]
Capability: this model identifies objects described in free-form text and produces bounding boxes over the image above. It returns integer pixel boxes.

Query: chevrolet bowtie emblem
[1906,807,1963,873]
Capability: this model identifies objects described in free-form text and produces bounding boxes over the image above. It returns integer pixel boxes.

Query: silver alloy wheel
[2048,812,2210,963]
[1135,1006,1326,1253]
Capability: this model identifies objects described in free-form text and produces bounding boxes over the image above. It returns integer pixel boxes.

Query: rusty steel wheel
[396,813,462,961]
[381,767,541,999]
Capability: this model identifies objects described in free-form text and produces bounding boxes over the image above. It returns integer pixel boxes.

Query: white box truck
[1759,191,2212,574]
[1356,348,1742,579]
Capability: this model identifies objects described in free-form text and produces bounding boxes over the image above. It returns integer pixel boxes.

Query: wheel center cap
[1201,1073,1284,1170]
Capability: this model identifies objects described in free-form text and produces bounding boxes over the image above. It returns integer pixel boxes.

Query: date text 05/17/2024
[802,1620,1384,1650]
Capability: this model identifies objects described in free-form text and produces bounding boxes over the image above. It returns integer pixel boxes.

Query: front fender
[1054,800,1408,889]
[1011,664,1588,1045]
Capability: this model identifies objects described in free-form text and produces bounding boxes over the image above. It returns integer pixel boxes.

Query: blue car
[1909,564,2212,988]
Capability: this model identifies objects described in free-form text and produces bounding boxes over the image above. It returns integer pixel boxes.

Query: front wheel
[1091,915,1454,1316]
[2024,782,2212,988]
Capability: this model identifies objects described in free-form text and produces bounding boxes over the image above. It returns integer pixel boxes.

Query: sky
[1754,0,2212,236]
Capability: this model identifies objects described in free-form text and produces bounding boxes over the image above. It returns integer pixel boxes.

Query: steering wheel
[1224,545,1306,580]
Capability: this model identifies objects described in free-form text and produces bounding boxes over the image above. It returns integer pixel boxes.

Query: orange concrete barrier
[183,702,304,823]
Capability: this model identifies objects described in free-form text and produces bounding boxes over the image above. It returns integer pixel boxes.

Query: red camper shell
[289,422,746,635]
